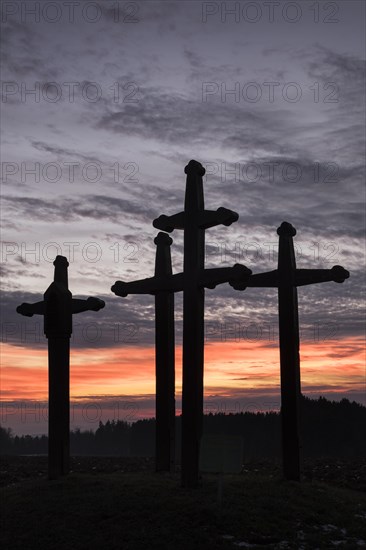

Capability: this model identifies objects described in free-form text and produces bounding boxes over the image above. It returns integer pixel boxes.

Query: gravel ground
[1,456,365,491]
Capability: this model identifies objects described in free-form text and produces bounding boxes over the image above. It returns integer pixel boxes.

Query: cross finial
[154,232,173,246]
[277,221,296,237]
[184,159,206,176]
[53,255,69,286]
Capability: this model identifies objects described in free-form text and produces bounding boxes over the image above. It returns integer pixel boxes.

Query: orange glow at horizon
[1,336,365,403]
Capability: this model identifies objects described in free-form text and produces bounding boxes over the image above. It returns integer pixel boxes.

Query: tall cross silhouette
[153,160,250,487]
[16,256,105,479]
[231,221,349,480]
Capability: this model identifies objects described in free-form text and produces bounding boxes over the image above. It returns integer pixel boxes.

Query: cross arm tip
[217,207,239,226]
[16,303,34,317]
[153,215,174,233]
[331,265,350,282]
[111,281,126,296]
[111,281,128,297]
[86,297,105,311]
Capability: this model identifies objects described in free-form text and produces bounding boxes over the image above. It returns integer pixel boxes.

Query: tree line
[1,396,365,458]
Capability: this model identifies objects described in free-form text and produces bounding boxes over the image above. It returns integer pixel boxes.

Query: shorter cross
[111,231,250,472]
[112,232,176,472]
[231,222,349,480]
[16,255,105,480]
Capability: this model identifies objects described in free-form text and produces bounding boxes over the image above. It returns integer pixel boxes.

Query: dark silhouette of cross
[16,255,105,479]
[112,232,176,472]
[153,159,251,487]
[231,221,349,480]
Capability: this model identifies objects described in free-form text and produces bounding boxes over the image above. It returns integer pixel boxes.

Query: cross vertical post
[277,222,302,481]
[112,232,178,472]
[154,233,175,472]
[16,255,105,479]
[181,161,206,489]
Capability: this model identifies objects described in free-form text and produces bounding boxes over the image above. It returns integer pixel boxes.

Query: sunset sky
[1,1,365,435]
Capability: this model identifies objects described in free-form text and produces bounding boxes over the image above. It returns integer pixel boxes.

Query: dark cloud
[2,194,157,224]
[0,290,155,350]
[31,141,102,164]
[203,158,364,240]
[94,89,290,156]
[1,19,61,83]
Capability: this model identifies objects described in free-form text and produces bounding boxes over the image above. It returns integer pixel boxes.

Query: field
[1,457,366,550]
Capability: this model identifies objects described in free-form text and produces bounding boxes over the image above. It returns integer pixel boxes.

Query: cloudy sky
[1,0,365,435]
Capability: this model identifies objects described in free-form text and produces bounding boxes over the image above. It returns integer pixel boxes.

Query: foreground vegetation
[1,461,366,550]
[2,396,365,548]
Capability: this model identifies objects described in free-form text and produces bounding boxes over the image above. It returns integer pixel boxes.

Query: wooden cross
[112,232,176,472]
[16,255,105,480]
[231,221,349,480]
[112,231,250,474]
[153,160,251,487]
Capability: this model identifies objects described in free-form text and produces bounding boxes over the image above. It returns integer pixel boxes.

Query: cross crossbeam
[16,255,105,479]
[112,263,250,296]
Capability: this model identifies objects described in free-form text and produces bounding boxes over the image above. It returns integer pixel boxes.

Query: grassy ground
[1,459,366,549]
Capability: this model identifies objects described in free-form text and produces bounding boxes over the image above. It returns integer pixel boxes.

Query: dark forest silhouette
[1,396,365,459]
